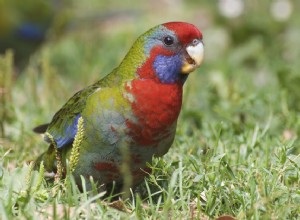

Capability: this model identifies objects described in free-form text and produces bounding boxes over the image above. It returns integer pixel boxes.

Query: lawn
[1,1,300,219]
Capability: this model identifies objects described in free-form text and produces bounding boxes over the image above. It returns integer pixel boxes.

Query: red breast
[125,79,183,146]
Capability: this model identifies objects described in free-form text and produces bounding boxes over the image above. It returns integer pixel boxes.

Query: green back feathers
[117,25,161,79]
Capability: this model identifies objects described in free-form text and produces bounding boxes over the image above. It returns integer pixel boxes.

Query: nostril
[192,39,199,46]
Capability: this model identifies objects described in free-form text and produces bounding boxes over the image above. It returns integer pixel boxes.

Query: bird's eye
[163,36,174,46]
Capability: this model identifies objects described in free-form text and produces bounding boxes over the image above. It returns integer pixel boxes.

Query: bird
[34,21,204,193]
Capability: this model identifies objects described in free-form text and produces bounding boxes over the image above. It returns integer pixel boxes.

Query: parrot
[34,21,204,192]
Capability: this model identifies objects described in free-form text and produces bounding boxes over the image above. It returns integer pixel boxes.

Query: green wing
[45,82,100,148]
[40,68,121,148]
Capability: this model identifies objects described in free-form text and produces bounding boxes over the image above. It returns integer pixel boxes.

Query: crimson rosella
[34,21,204,192]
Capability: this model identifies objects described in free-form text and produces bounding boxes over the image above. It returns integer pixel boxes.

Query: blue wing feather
[43,77,106,149]
[45,114,81,148]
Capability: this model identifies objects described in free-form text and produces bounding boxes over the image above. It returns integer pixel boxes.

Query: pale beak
[181,40,204,74]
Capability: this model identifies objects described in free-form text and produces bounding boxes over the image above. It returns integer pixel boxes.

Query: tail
[32,123,49,134]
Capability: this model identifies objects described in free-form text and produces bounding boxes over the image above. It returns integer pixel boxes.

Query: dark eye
[163,36,174,46]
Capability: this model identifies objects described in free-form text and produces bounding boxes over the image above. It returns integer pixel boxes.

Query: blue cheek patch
[153,54,183,84]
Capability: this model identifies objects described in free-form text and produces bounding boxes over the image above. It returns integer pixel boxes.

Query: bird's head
[121,22,204,84]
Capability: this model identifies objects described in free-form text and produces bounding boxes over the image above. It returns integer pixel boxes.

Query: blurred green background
[1,0,300,218]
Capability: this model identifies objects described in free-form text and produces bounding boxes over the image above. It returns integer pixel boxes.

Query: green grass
[1,1,300,219]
